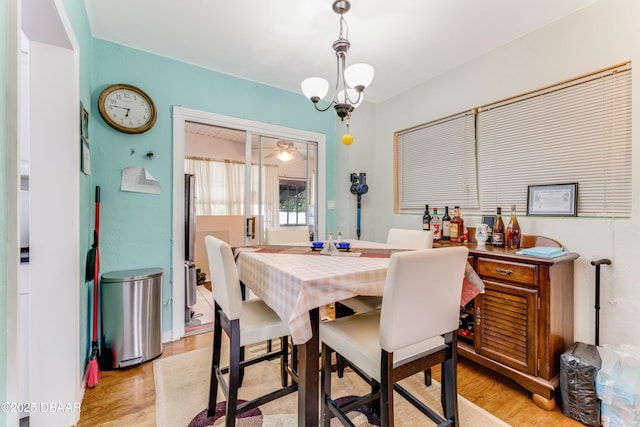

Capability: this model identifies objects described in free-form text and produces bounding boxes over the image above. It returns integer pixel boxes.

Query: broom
[87,186,101,388]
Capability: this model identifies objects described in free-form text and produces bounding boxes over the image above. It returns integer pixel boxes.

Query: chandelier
[301,0,374,122]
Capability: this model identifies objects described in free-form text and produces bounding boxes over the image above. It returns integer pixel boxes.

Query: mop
[87,186,101,388]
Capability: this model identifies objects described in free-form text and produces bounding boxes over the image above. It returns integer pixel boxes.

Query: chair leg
[424,367,432,386]
[225,319,241,427]
[334,302,355,378]
[280,337,289,388]
[208,309,223,417]
[380,351,394,427]
[441,341,459,426]
[371,380,381,416]
[238,346,245,387]
[320,344,332,427]
[336,354,347,377]
[291,338,298,375]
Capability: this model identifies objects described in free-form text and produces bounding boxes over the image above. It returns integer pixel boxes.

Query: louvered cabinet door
[475,281,538,375]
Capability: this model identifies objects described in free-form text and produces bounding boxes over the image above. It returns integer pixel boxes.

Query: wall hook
[146,151,154,159]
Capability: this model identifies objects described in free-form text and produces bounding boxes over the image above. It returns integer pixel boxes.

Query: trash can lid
[101,268,163,283]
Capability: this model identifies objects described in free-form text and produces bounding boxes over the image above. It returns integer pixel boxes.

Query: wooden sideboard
[435,236,579,410]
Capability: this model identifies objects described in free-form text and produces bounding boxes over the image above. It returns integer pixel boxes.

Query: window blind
[396,110,478,211]
[477,64,632,217]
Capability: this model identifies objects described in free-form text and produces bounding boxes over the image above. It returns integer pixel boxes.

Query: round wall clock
[98,83,157,134]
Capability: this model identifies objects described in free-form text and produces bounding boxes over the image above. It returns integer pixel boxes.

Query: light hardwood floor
[78,330,584,427]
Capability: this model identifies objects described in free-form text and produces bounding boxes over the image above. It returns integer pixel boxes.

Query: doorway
[171,107,326,339]
[182,124,318,335]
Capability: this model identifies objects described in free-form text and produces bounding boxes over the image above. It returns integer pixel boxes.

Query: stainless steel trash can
[101,268,163,368]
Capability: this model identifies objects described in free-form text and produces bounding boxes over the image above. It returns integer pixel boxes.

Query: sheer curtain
[259,165,280,230]
[185,157,279,222]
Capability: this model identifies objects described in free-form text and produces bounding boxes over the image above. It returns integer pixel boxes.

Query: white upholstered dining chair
[320,246,468,427]
[265,225,310,244]
[337,228,434,314]
[335,228,434,379]
[385,227,434,249]
[205,235,297,425]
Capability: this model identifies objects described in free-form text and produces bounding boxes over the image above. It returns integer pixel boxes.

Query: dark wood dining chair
[320,246,468,427]
[205,236,298,426]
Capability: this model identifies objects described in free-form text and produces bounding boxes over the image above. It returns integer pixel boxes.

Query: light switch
[327,200,336,210]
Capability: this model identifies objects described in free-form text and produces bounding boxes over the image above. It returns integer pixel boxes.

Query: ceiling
[86,0,599,104]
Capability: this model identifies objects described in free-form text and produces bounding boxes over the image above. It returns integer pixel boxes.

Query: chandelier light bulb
[344,63,375,91]
[301,77,329,102]
[338,89,363,109]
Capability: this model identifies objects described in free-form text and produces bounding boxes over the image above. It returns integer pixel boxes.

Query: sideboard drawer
[477,258,538,286]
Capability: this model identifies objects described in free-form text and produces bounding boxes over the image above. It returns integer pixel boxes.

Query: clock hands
[110,105,130,117]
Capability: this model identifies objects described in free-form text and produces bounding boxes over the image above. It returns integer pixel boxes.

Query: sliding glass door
[184,122,318,252]
[173,107,326,339]
[251,136,317,243]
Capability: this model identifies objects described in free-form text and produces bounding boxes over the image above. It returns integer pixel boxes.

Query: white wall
[334,101,386,241]
[28,39,81,427]
[341,0,640,346]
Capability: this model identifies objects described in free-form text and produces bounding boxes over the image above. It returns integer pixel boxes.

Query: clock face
[98,84,157,134]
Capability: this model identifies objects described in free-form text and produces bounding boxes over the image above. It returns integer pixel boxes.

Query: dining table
[233,239,483,426]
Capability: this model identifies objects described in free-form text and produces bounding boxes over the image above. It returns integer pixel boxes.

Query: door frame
[171,106,326,340]
[8,0,81,424]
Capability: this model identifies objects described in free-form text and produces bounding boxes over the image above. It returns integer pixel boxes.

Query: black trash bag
[561,342,602,426]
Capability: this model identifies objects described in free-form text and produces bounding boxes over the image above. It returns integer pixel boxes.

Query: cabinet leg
[532,393,556,410]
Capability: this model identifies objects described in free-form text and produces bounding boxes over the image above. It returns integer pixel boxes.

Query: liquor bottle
[506,204,521,249]
[450,206,464,243]
[430,208,441,240]
[492,207,505,247]
[442,206,451,241]
[422,204,431,231]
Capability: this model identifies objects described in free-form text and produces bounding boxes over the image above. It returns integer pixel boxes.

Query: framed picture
[527,183,578,216]
[481,215,495,230]
[481,215,495,242]
[80,102,91,175]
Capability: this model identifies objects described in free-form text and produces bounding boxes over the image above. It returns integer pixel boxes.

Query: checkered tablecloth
[234,240,484,344]
[236,247,390,344]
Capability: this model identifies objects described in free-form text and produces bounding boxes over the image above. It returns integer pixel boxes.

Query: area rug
[154,344,511,426]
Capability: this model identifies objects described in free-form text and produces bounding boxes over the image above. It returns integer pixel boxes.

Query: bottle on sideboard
[450,206,464,243]
[442,206,451,241]
[430,208,441,240]
[422,204,432,231]
[492,207,505,247]
[506,204,521,249]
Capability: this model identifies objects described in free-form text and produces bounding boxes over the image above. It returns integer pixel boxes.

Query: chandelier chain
[338,14,348,42]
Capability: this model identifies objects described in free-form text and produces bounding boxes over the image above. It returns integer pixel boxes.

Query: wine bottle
[422,204,431,231]
[506,204,521,249]
[492,207,505,248]
[430,208,441,240]
[441,206,451,241]
[450,206,464,243]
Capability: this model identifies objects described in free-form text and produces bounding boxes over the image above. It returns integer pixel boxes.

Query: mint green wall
[90,39,336,335]
[1,0,9,421]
